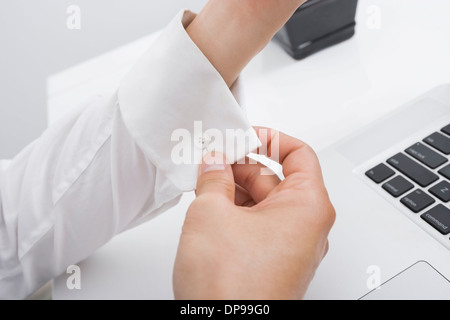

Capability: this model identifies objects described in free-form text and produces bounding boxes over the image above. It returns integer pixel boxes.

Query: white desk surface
[52,0,450,299]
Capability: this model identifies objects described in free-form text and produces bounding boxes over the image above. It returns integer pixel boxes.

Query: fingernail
[201,152,227,174]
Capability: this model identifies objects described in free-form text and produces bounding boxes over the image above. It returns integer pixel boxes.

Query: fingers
[196,152,235,202]
[254,127,324,182]
[234,184,256,207]
[232,158,281,204]
[196,129,324,204]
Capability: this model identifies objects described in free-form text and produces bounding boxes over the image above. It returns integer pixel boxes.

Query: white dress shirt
[0,11,260,299]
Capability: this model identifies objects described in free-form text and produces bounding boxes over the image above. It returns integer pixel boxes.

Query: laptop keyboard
[366,124,450,239]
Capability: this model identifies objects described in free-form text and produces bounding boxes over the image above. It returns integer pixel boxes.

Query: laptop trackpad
[360,261,450,300]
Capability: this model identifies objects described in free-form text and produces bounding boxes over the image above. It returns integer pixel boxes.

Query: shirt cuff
[118,10,261,191]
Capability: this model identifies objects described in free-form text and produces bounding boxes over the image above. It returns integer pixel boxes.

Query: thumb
[196,152,235,202]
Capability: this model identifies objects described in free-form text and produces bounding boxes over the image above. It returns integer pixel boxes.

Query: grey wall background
[0,0,207,158]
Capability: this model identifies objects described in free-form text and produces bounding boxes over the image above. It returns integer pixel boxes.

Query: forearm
[187,0,307,86]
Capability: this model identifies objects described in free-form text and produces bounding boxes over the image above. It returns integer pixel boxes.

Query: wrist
[186,0,280,87]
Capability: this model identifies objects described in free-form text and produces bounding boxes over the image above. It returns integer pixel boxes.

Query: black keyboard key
[405,142,448,169]
[439,164,450,180]
[423,132,450,155]
[429,181,450,203]
[421,204,450,235]
[442,124,450,136]
[382,176,414,198]
[401,189,436,213]
[366,164,395,184]
[387,153,439,187]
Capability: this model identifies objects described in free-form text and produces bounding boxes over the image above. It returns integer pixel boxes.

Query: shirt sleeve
[0,10,260,299]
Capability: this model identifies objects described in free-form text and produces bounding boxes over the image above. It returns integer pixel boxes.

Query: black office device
[275,0,359,60]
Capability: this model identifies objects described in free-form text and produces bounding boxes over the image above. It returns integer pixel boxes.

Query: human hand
[187,0,308,86]
[173,128,336,300]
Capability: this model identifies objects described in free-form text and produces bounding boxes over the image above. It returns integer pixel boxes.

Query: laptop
[305,84,450,299]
